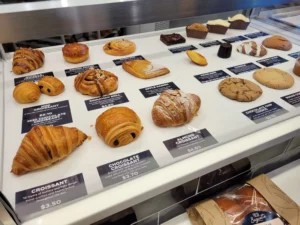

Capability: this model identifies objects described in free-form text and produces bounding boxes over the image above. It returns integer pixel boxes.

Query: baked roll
[95,107,143,147]
[74,68,118,96]
[103,39,136,56]
[62,43,89,63]
[38,76,65,96]
[11,126,87,175]
[122,60,170,79]
[12,48,45,75]
[13,82,41,104]
[152,90,201,127]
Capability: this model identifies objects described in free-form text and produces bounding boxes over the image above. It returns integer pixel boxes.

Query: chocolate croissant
[11,126,87,175]
[38,76,65,96]
[12,48,45,75]
[74,68,118,96]
[152,90,201,127]
[95,107,143,147]
[13,82,41,104]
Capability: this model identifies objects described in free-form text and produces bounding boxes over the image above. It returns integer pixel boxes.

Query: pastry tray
[1,25,300,221]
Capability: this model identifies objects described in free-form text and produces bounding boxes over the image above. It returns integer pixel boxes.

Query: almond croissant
[11,126,87,175]
[152,90,201,127]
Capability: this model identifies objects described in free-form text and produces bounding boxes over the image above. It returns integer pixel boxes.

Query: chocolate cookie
[219,78,262,102]
[262,35,292,51]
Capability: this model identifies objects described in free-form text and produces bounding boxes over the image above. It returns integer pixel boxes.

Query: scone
[103,39,136,56]
[186,23,208,39]
[253,68,294,89]
[62,43,89,63]
[228,14,250,30]
[38,76,65,96]
[262,35,292,51]
[122,60,170,79]
[237,41,267,57]
[13,82,41,104]
[207,19,230,34]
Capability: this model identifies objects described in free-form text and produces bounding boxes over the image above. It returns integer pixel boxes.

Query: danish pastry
[62,43,89,63]
[152,90,201,127]
[13,82,41,104]
[74,68,118,96]
[12,48,45,75]
[38,76,65,96]
[103,39,136,56]
[122,60,170,79]
[11,125,87,175]
[95,107,143,147]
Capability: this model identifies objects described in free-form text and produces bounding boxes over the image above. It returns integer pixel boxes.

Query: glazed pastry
[38,76,65,96]
[186,23,208,39]
[74,68,118,96]
[218,43,232,58]
[237,41,267,57]
[95,107,143,147]
[12,48,45,75]
[262,35,292,51]
[186,50,208,66]
[293,58,300,76]
[122,60,170,79]
[62,43,89,63]
[228,14,250,30]
[152,90,201,127]
[13,82,41,104]
[160,33,186,46]
[11,126,87,175]
[103,39,136,56]
[207,19,230,34]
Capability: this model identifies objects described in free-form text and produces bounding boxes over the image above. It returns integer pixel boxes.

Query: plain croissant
[11,126,87,175]
[152,90,201,127]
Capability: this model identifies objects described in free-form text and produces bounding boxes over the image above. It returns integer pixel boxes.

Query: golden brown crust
[186,50,208,66]
[11,125,87,175]
[62,43,89,63]
[122,60,170,79]
[103,39,136,56]
[262,35,292,51]
[12,48,45,75]
[13,82,41,104]
[187,23,208,32]
[38,76,65,96]
[74,68,118,96]
[152,90,201,127]
[95,107,143,147]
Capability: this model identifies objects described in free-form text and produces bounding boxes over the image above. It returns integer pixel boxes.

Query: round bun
[13,82,41,104]
[103,39,136,56]
[62,43,89,63]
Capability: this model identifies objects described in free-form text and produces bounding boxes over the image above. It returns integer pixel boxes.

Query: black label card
[14,72,54,86]
[281,92,300,108]
[139,82,179,98]
[113,55,145,66]
[97,150,159,188]
[288,51,300,59]
[15,174,87,218]
[85,93,129,111]
[65,64,100,76]
[227,63,261,75]
[243,102,288,124]
[194,70,230,83]
[257,56,288,67]
[244,32,269,39]
[163,129,218,158]
[223,36,248,43]
[22,100,73,133]
[199,40,222,48]
[169,45,197,54]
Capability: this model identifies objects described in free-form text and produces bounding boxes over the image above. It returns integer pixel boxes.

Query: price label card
[22,100,73,133]
[223,36,248,43]
[288,51,300,59]
[113,55,145,66]
[14,72,54,86]
[281,92,300,107]
[139,82,179,98]
[244,32,269,39]
[243,102,288,124]
[257,56,288,67]
[169,45,197,54]
[15,174,87,218]
[65,64,100,76]
[85,93,129,111]
[194,70,230,83]
[227,63,261,75]
[199,40,222,48]
[163,129,218,158]
[97,150,159,188]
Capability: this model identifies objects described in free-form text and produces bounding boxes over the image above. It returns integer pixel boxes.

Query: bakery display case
[1,1,300,225]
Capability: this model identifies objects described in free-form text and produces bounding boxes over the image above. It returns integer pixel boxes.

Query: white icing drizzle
[228,14,250,22]
[207,19,230,27]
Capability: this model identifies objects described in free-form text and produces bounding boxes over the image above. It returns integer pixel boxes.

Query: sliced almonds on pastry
[186,50,208,66]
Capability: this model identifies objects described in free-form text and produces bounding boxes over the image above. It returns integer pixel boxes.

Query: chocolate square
[229,20,250,30]
[186,26,208,39]
[207,25,228,35]
[160,33,186,46]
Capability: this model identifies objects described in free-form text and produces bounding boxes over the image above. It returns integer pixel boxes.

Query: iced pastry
[228,14,250,30]
[218,43,232,58]
[207,19,230,34]
[186,23,208,39]
[293,58,300,76]
[237,41,267,57]
[160,33,186,46]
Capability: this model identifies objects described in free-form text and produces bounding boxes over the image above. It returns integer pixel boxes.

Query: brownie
[207,25,228,35]
[229,20,250,30]
[160,33,186,46]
